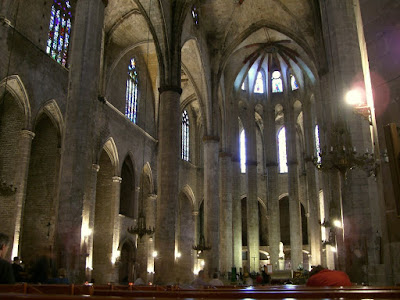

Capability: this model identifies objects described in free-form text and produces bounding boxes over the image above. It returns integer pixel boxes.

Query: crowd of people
[1,232,351,287]
[0,233,69,284]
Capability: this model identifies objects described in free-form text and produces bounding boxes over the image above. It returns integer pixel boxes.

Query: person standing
[0,233,15,284]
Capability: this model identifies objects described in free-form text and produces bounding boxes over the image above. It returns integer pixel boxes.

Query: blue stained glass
[272,70,283,93]
[125,58,139,123]
[182,110,190,161]
[46,0,72,67]
[290,74,299,90]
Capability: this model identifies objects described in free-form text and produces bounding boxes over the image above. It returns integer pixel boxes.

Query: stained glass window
[46,0,72,67]
[272,70,283,93]
[241,81,245,90]
[291,74,299,90]
[182,110,190,161]
[315,125,321,164]
[254,71,264,94]
[240,130,246,173]
[191,6,199,26]
[278,127,288,173]
[125,58,138,123]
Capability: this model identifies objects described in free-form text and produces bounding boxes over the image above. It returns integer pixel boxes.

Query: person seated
[12,257,24,282]
[134,277,145,285]
[209,272,224,286]
[0,233,15,284]
[191,270,208,288]
[306,265,351,287]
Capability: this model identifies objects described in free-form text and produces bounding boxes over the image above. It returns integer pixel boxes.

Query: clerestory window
[125,58,139,123]
[182,110,190,161]
[272,70,283,93]
[46,0,72,67]
[278,127,288,173]
[254,71,264,94]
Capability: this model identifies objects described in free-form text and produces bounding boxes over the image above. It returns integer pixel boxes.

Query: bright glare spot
[175,252,181,259]
[200,260,205,266]
[152,251,158,258]
[345,89,363,106]
[333,219,342,228]
[330,247,337,253]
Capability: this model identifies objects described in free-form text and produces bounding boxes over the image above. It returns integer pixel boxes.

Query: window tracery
[46,0,72,67]
[125,58,138,123]
[272,70,283,93]
[182,110,190,161]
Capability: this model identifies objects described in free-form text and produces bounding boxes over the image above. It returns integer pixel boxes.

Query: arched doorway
[21,113,60,271]
[92,149,115,283]
[119,240,136,284]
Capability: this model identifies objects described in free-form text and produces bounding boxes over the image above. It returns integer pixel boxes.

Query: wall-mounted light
[152,251,158,258]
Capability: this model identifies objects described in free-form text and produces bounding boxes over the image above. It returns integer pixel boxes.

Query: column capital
[112,176,122,183]
[147,193,157,200]
[202,135,220,142]
[158,85,182,95]
[92,164,100,172]
[192,210,199,216]
[21,129,35,139]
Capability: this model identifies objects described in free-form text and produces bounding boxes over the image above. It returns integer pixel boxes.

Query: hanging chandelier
[313,122,376,176]
[128,211,155,239]
[192,234,211,253]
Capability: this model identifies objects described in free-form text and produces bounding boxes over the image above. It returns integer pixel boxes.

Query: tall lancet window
[182,110,190,161]
[125,58,139,123]
[46,0,72,67]
[290,74,299,90]
[315,125,321,164]
[254,71,264,94]
[278,127,288,173]
[240,130,247,173]
[272,70,283,93]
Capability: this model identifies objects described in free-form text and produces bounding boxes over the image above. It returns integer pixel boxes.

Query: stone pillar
[81,163,99,281]
[285,106,303,270]
[146,194,157,283]
[154,87,181,284]
[219,152,233,275]
[303,101,322,267]
[203,136,220,277]
[232,155,242,271]
[245,106,259,273]
[111,176,122,282]
[192,210,199,273]
[56,0,106,282]
[265,106,280,270]
[11,130,35,258]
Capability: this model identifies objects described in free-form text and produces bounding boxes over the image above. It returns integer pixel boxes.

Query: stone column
[82,163,99,281]
[56,0,106,282]
[285,105,303,270]
[203,136,220,277]
[11,130,35,258]
[154,87,181,284]
[111,176,122,282]
[303,100,322,267]
[219,152,233,275]
[264,106,280,270]
[245,106,259,273]
[146,194,157,283]
[192,210,199,274]
[232,155,242,272]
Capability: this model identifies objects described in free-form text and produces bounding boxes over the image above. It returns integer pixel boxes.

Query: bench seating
[2,284,400,299]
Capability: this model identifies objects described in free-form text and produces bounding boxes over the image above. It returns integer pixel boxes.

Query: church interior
[0,0,400,287]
